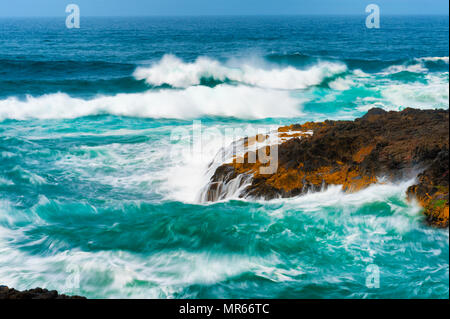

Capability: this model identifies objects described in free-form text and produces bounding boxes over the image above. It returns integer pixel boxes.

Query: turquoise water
[0,16,449,298]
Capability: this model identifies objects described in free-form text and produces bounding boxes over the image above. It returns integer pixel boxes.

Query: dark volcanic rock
[206,108,449,227]
[0,285,86,299]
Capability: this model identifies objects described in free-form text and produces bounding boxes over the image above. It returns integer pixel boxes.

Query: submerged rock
[0,285,86,299]
[205,108,449,227]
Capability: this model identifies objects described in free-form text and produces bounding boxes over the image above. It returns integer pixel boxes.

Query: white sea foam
[379,57,449,76]
[415,56,449,64]
[0,179,427,299]
[381,63,428,74]
[328,76,356,91]
[357,73,449,112]
[0,85,303,121]
[134,54,348,89]
[0,220,281,298]
[9,166,47,185]
[264,179,425,240]
[0,176,14,186]
[160,123,272,203]
[1,54,447,121]
[51,122,278,204]
[381,77,449,110]
[0,162,445,299]
[281,179,416,208]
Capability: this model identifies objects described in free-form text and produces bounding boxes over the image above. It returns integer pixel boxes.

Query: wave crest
[133,54,348,89]
[0,85,303,121]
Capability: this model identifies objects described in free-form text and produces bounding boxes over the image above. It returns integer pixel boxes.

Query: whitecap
[134,54,348,90]
[0,85,303,121]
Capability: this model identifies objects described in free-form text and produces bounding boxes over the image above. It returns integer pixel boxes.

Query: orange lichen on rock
[237,163,377,194]
[408,183,449,228]
[265,167,305,191]
[410,192,449,228]
[243,134,268,147]
[422,198,449,228]
[353,145,375,163]
[277,123,317,141]
[278,132,309,139]
[304,166,378,192]
[278,121,326,133]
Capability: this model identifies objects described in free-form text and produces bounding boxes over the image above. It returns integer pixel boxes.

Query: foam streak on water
[0,16,448,299]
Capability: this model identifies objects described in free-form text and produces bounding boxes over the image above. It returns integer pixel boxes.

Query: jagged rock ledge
[206,108,449,228]
[0,285,86,299]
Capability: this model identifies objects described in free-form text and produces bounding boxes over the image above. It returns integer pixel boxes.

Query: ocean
[0,15,448,298]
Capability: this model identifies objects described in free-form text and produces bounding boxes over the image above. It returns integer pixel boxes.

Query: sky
[0,0,448,17]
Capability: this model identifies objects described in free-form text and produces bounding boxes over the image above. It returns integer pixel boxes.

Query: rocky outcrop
[206,108,449,227]
[0,285,86,299]
[407,148,449,227]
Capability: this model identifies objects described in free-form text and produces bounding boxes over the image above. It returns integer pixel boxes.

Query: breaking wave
[133,54,348,89]
[0,85,303,121]
[1,55,448,121]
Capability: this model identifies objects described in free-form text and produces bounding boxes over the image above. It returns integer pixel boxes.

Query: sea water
[0,16,448,298]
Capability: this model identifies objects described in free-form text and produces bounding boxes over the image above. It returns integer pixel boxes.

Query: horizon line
[0,13,449,19]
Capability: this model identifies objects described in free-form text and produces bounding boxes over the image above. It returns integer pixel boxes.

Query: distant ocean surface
[0,16,448,298]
